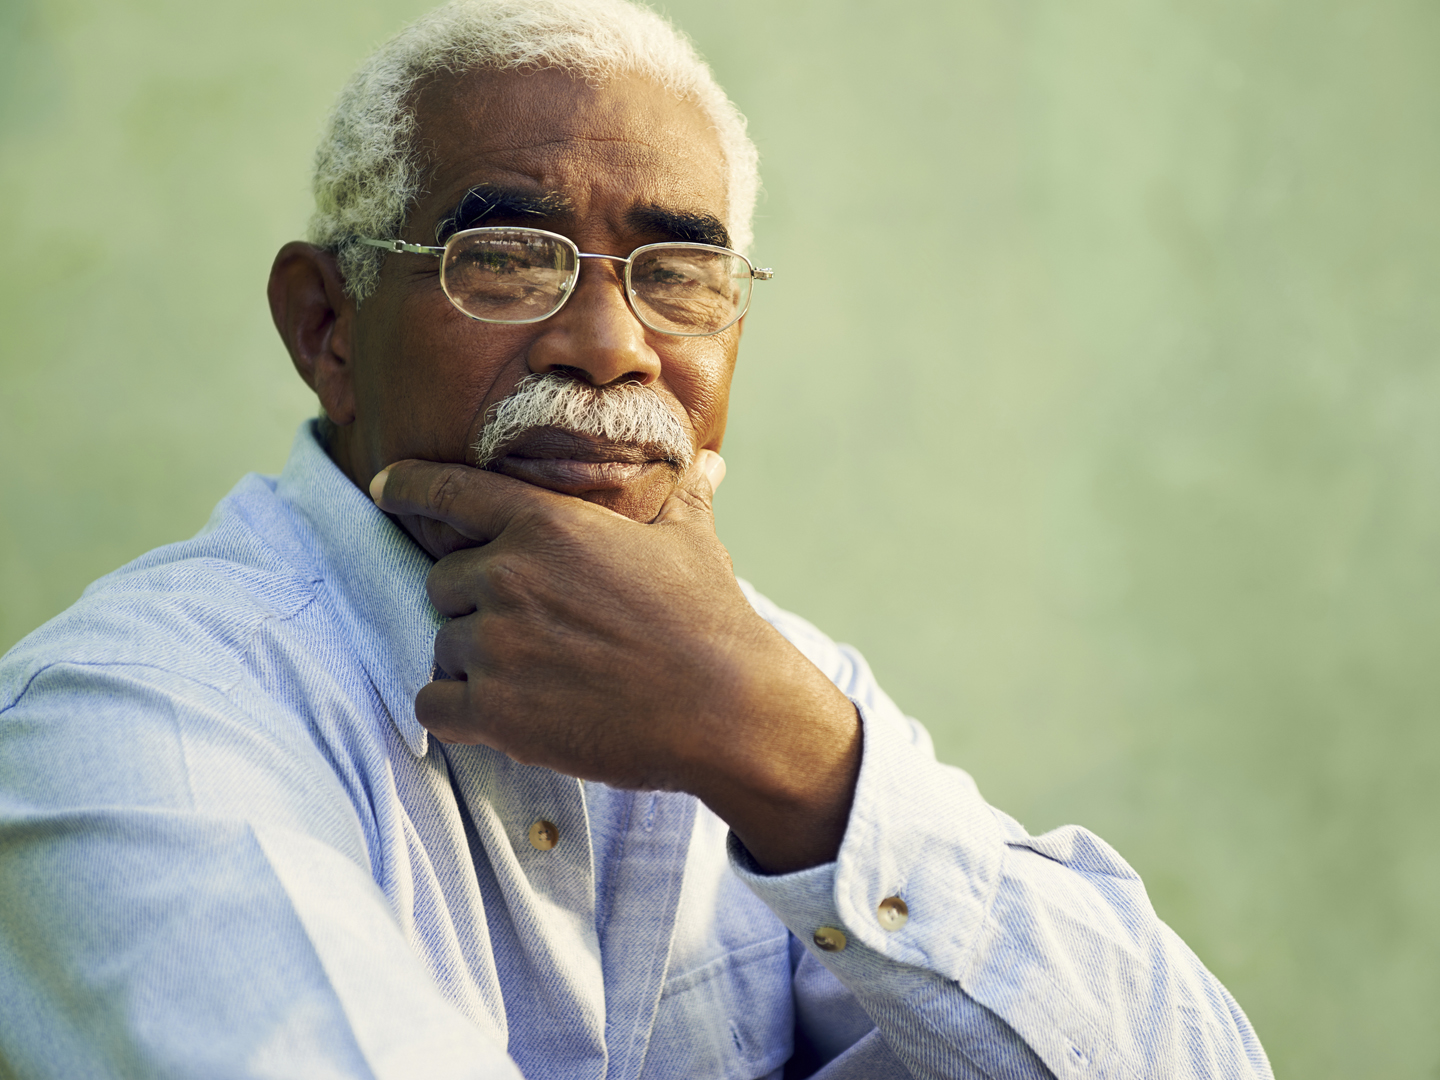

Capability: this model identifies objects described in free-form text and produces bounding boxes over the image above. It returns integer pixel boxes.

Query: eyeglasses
[357,226,773,337]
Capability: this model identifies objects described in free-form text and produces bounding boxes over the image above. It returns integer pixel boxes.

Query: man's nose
[525,258,661,386]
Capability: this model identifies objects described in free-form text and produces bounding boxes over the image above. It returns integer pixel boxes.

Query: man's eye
[637,257,713,289]
[471,251,522,273]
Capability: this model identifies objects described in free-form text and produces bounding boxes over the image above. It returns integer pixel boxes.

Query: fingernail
[369,468,389,503]
[700,451,726,491]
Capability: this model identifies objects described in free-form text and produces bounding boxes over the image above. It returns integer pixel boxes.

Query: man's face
[335,66,739,523]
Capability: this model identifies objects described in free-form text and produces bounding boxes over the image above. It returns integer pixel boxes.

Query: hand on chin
[485,453,684,524]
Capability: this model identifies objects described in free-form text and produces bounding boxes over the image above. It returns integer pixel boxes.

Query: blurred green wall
[3,0,1438,1074]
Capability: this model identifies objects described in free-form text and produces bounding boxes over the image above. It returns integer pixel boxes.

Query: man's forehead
[410,67,729,231]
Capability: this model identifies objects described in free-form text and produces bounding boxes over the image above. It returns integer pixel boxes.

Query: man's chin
[486,455,683,522]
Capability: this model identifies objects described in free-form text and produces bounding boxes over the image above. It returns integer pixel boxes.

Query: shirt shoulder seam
[0,592,325,717]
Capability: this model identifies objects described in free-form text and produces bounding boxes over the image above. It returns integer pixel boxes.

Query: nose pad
[526,256,661,386]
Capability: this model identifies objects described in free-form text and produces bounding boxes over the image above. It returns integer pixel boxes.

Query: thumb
[652,450,726,527]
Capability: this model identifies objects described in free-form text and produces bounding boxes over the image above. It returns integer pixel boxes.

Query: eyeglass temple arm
[356,237,446,256]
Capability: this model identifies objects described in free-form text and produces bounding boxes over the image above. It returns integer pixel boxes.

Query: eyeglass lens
[440,229,578,324]
[438,228,753,335]
[628,247,752,336]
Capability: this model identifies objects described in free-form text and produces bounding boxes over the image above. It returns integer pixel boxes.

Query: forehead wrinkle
[426,138,691,204]
[463,131,691,148]
[441,134,706,181]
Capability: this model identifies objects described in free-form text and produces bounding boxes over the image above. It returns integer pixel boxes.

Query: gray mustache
[472,373,693,470]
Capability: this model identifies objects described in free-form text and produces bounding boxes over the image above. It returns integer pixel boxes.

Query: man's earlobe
[267,242,357,426]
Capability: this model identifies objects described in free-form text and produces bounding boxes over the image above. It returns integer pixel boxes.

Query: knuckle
[535,505,606,556]
[677,486,712,513]
[432,615,463,652]
[471,607,508,649]
[425,561,450,600]
[518,501,565,536]
[426,465,466,517]
[482,553,525,596]
[697,535,733,570]
[428,547,475,583]
[426,557,476,613]
[428,523,473,558]
[425,561,448,599]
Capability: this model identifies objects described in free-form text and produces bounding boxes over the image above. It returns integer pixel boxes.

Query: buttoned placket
[440,749,698,1080]
[283,430,722,1078]
[445,745,609,1079]
[593,789,696,1080]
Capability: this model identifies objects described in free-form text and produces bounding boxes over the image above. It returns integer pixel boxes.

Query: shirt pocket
[641,933,794,1080]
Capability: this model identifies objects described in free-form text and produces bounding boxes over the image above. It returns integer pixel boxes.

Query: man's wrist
[681,628,863,874]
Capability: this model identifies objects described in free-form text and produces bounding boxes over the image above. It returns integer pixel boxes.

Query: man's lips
[484,428,673,492]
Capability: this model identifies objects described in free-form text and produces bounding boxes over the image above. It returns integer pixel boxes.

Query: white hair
[309,0,760,300]
[473,372,692,469]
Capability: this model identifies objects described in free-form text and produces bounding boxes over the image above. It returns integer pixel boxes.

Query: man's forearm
[735,702,1272,1080]
[728,588,1273,1080]
[678,624,864,874]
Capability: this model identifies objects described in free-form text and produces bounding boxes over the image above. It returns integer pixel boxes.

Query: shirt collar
[276,421,441,759]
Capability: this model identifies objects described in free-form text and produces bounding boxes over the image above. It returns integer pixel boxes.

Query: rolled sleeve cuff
[729,698,1006,980]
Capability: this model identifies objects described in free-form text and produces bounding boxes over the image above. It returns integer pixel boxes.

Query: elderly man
[0,2,1271,1078]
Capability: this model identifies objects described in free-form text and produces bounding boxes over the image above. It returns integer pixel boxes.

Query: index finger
[369,459,566,544]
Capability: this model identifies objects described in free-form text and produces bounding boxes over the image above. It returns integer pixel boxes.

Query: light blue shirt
[0,423,1272,1080]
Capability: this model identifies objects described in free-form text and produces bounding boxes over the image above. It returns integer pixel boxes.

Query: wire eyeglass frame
[357,226,773,338]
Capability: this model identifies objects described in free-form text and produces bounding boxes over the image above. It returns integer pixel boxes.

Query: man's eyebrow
[434,185,574,242]
[626,206,731,249]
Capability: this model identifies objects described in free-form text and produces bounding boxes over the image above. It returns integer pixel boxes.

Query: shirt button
[877,896,909,931]
[528,819,559,851]
[812,926,848,952]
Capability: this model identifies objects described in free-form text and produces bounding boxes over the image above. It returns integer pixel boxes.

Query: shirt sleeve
[0,661,522,1080]
[733,584,1274,1080]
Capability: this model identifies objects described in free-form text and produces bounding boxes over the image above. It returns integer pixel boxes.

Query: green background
[3,0,1438,1074]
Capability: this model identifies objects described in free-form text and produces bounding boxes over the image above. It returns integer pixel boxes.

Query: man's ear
[268,242,357,426]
